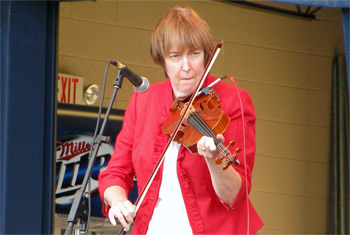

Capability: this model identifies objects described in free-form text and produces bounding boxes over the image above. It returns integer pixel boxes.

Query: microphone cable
[84,60,116,234]
[228,75,250,235]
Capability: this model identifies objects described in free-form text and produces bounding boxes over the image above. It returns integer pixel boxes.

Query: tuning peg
[234,147,241,155]
[215,157,222,164]
[215,143,241,169]
[223,161,231,170]
[226,140,235,149]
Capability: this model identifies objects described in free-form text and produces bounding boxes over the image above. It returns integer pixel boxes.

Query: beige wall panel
[306,90,331,126]
[59,2,71,17]
[58,55,88,78]
[254,0,342,23]
[202,3,288,47]
[309,19,345,56]
[223,43,332,91]
[306,161,329,197]
[133,29,155,66]
[256,227,295,234]
[116,1,165,29]
[256,120,329,162]
[241,82,330,126]
[115,1,217,29]
[306,55,332,92]
[205,6,343,66]
[204,2,343,56]
[305,125,330,162]
[317,8,343,23]
[305,197,328,233]
[241,0,342,23]
[251,191,307,233]
[70,1,117,24]
[253,155,307,195]
[199,2,318,53]
[59,18,141,63]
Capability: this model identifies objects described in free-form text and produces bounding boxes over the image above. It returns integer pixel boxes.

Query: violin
[162,86,240,169]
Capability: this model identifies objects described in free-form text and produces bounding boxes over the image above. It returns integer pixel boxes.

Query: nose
[182,56,191,72]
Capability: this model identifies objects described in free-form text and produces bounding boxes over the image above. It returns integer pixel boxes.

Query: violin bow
[117,41,224,235]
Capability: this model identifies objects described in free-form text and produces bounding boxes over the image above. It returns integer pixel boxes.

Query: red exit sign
[57,73,84,104]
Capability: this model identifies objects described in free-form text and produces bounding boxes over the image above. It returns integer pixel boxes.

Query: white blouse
[146,142,192,235]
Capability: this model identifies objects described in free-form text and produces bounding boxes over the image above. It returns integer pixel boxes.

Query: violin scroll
[216,146,241,170]
[214,140,235,164]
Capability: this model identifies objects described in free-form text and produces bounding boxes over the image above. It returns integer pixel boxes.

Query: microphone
[111,60,149,93]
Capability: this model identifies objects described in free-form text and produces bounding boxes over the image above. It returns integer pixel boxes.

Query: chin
[177,90,194,99]
[174,84,197,98]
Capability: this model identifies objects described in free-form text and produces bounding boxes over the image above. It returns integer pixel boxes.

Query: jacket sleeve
[98,92,138,217]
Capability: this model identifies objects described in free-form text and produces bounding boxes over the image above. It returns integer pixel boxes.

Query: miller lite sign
[55,134,113,215]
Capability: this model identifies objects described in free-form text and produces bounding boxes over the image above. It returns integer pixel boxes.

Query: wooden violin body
[162,89,229,153]
[162,88,240,169]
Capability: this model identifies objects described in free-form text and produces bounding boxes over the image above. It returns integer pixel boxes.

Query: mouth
[181,77,194,80]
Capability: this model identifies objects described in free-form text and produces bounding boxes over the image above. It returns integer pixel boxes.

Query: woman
[98,6,263,234]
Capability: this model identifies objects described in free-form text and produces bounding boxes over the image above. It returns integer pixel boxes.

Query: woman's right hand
[108,200,136,231]
[104,186,136,231]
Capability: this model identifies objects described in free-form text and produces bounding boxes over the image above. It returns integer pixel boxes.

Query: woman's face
[164,46,205,99]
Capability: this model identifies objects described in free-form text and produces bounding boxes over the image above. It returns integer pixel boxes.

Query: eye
[168,53,181,62]
[189,50,201,58]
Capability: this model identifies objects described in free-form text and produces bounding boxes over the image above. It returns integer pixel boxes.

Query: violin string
[190,112,228,154]
[196,112,228,151]
[188,112,218,142]
[188,112,234,162]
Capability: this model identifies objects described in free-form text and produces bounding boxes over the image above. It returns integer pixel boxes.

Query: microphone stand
[64,70,125,235]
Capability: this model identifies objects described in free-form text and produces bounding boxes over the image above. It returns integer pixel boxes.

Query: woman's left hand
[197,134,225,159]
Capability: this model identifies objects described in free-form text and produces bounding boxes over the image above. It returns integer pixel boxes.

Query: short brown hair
[150,6,215,70]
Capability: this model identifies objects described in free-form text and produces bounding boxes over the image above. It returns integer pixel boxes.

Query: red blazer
[98,75,263,234]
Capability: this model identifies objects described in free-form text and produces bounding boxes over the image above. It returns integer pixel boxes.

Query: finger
[116,211,129,230]
[207,137,217,152]
[119,203,134,224]
[125,201,136,218]
[197,136,206,152]
[108,201,134,230]
[216,134,225,143]
[108,208,118,226]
